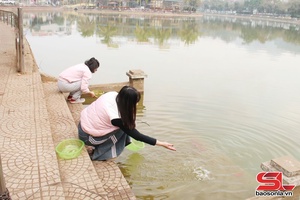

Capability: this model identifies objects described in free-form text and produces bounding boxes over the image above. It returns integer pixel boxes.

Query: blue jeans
[78,122,130,160]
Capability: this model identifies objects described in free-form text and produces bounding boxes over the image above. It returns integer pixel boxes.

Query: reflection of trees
[29,13,54,31]
[65,14,77,25]
[30,16,44,31]
[152,28,171,48]
[241,26,279,44]
[200,17,300,47]
[24,12,300,50]
[135,25,151,43]
[201,20,241,42]
[97,24,118,48]
[178,21,200,45]
[77,16,96,37]
[53,14,65,25]
[283,28,300,45]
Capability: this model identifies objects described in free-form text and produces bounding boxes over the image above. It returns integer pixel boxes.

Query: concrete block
[126,69,147,79]
[261,161,300,186]
[270,156,300,177]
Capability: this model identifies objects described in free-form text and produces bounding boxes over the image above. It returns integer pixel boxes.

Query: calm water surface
[24,12,300,199]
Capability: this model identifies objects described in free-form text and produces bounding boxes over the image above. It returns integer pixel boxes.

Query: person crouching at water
[78,85,176,161]
[57,57,99,104]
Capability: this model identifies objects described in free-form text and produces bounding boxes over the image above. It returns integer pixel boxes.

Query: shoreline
[1,5,299,25]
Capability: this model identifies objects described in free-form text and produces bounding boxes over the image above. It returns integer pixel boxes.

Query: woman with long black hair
[78,86,176,161]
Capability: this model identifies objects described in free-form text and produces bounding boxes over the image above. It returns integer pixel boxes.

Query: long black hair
[85,57,99,73]
[116,86,141,130]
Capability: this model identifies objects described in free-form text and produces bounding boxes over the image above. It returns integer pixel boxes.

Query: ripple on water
[193,166,212,181]
[126,89,300,199]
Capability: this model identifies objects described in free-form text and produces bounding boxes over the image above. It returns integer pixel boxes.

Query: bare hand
[90,91,96,98]
[156,141,176,151]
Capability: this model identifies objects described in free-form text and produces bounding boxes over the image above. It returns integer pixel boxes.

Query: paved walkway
[0,21,135,200]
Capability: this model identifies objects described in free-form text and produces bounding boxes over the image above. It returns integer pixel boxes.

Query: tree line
[198,0,300,18]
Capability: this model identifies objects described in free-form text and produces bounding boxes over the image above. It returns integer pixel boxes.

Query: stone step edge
[261,161,300,186]
[25,34,108,198]
[42,81,108,197]
[270,156,300,177]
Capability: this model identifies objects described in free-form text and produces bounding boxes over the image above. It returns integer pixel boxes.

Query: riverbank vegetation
[201,0,300,19]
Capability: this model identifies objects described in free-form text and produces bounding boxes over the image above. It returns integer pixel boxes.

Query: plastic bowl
[55,139,84,160]
[126,138,145,152]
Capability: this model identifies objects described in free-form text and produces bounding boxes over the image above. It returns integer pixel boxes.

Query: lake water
[24,11,300,199]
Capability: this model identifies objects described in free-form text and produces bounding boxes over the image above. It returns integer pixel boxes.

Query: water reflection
[97,24,118,47]
[179,20,200,45]
[78,16,96,37]
[24,12,300,51]
[135,25,151,43]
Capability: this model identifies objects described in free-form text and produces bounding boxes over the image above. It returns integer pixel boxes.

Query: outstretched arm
[111,118,156,145]
[111,119,176,151]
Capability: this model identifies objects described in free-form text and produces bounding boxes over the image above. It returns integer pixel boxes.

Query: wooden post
[17,8,24,73]
[0,155,5,196]
[15,35,20,72]
[0,155,11,200]
[10,13,12,27]
[5,13,8,25]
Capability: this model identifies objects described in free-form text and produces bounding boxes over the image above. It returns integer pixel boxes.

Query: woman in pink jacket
[57,57,99,104]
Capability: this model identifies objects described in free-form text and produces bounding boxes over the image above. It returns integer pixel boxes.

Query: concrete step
[0,20,135,199]
[0,70,67,199]
[43,81,136,200]
[0,22,66,199]
[260,156,300,188]
[42,82,107,199]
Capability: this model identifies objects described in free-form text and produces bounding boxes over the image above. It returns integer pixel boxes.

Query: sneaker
[67,95,72,101]
[70,98,85,104]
